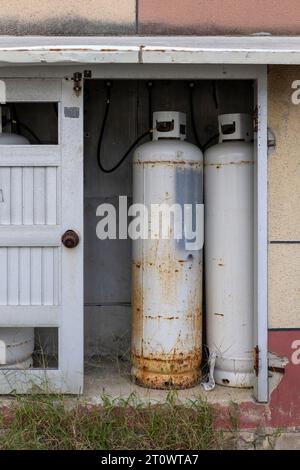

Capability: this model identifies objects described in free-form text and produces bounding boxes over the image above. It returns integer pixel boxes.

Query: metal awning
[1,36,300,65]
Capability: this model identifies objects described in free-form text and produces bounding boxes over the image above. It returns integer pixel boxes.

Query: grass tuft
[0,392,224,450]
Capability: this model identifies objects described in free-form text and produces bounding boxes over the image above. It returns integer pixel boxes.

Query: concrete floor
[83,358,254,405]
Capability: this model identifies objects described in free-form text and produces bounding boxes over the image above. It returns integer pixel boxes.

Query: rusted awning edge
[0,46,140,66]
[1,36,300,65]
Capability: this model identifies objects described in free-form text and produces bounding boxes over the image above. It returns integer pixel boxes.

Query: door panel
[0,78,83,393]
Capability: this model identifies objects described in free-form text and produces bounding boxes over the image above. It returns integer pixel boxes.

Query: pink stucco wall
[138,0,300,35]
[213,330,300,430]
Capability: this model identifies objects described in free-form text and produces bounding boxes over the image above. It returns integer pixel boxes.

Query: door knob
[62,230,80,248]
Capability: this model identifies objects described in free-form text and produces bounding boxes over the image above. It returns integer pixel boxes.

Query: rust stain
[253,345,260,377]
[9,47,132,54]
[47,48,121,53]
[145,315,179,320]
[204,161,254,167]
[134,160,203,167]
[131,267,144,358]
[99,48,120,52]
[131,238,202,389]
[132,350,201,390]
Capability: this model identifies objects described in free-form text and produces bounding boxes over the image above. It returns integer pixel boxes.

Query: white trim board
[0,36,300,65]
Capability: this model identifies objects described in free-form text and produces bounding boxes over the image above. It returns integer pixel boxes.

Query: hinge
[253,345,259,376]
[72,72,82,97]
[268,366,285,374]
[253,106,258,133]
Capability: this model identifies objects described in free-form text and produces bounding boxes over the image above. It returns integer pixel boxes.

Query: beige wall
[268,66,300,328]
[0,0,136,35]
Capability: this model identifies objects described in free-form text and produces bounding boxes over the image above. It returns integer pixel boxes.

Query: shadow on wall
[0,17,135,36]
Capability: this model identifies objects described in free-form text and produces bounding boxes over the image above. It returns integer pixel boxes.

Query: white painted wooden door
[0,78,83,393]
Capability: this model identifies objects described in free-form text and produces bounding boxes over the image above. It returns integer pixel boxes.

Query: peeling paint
[268,351,289,395]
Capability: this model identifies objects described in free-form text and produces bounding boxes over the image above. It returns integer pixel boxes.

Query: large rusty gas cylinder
[131,111,203,389]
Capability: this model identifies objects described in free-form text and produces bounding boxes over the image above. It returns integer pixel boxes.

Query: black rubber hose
[11,104,21,135]
[98,130,151,174]
[4,119,42,144]
[97,81,152,174]
[147,81,153,130]
[203,133,219,151]
[17,121,42,144]
[189,82,203,152]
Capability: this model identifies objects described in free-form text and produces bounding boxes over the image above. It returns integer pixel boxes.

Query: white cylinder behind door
[0,329,34,368]
[204,113,254,388]
[0,130,34,369]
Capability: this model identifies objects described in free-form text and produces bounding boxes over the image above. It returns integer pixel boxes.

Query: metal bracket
[267,127,276,152]
[253,345,260,376]
[268,366,285,374]
[72,72,82,97]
